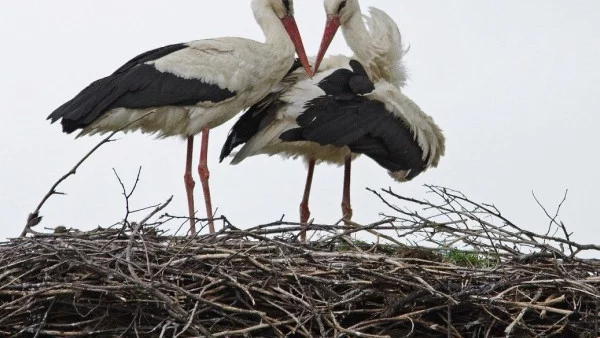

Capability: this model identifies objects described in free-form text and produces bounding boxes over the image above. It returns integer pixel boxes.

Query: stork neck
[252,3,295,55]
[342,11,374,67]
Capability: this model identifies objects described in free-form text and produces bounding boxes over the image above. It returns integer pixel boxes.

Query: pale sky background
[1,1,599,251]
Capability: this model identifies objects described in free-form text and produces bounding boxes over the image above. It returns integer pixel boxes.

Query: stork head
[256,0,312,76]
[313,0,360,75]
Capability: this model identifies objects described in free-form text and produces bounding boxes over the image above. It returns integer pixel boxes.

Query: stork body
[47,0,311,235]
[221,1,445,241]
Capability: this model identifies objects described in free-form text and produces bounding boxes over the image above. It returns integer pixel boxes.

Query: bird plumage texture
[47,0,308,139]
[221,5,445,181]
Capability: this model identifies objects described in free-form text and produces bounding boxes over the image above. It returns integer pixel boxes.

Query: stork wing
[279,59,427,179]
[47,39,270,133]
[280,95,425,177]
[220,59,304,161]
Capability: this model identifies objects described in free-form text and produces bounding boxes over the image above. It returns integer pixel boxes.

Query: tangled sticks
[2,187,600,337]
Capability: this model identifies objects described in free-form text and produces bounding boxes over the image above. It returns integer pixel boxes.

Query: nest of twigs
[2,186,600,337]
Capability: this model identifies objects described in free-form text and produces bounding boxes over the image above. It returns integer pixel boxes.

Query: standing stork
[220,0,445,241]
[47,0,312,235]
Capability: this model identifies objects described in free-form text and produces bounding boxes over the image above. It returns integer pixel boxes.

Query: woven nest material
[3,186,600,337]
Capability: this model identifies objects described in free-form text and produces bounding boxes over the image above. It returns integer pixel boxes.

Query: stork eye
[283,0,292,13]
[338,0,347,13]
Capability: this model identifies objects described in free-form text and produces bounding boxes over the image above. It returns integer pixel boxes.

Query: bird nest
[3,186,600,337]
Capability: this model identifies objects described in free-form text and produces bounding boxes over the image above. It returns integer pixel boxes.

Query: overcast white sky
[1,1,599,249]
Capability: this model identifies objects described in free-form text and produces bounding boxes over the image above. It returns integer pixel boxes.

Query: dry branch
[21,111,157,237]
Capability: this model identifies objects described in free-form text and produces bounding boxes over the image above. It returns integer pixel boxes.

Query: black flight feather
[48,43,237,134]
[280,60,427,180]
[219,59,302,162]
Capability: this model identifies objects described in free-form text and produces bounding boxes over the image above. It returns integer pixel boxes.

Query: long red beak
[281,15,312,77]
[313,16,341,75]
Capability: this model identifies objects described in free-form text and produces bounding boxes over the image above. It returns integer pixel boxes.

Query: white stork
[47,0,312,235]
[220,0,445,241]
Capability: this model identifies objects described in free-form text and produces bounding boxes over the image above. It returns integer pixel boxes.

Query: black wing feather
[112,43,189,74]
[280,60,426,179]
[220,57,426,179]
[294,99,380,147]
[219,59,303,162]
[48,43,236,134]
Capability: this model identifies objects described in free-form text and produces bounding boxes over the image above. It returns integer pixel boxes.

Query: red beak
[281,15,312,77]
[313,16,341,75]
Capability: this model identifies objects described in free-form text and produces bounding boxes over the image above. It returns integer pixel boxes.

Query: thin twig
[22,111,157,237]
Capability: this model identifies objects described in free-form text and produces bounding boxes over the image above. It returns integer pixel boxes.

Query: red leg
[341,155,353,225]
[299,158,316,242]
[184,136,196,236]
[198,128,215,233]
